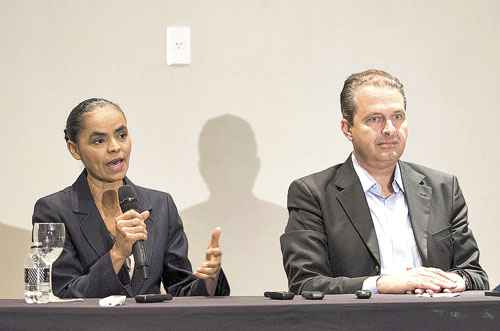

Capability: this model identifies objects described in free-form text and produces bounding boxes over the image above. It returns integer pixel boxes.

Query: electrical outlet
[167,26,191,65]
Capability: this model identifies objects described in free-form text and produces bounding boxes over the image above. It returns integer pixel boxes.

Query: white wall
[1,0,499,298]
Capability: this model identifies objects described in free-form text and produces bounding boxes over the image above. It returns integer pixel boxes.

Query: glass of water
[33,222,65,302]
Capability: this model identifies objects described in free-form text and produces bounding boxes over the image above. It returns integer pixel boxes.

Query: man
[280,69,488,294]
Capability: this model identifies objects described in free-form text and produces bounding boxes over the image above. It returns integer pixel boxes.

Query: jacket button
[374,265,380,273]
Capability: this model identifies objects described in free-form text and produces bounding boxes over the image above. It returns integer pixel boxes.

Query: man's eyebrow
[363,112,383,118]
[89,131,106,137]
[115,125,127,133]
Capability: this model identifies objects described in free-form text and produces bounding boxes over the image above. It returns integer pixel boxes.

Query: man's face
[341,85,408,168]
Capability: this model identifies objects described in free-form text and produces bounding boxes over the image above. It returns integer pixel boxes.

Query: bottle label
[24,268,49,284]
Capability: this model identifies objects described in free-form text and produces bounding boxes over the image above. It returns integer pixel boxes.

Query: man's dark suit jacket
[281,156,488,294]
[32,171,230,298]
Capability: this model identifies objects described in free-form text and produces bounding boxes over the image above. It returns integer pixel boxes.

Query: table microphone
[118,185,149,279]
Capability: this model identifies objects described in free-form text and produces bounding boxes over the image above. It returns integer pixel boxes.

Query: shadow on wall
[0,223,31,298]
[181,114,288,295]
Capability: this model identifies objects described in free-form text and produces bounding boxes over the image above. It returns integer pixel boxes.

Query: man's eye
[394,113,404,120]
[93,138,105,144]
[367,116,382,123]
[119,132,128,139]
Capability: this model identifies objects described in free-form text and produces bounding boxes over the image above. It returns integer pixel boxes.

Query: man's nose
[382,119,396,136]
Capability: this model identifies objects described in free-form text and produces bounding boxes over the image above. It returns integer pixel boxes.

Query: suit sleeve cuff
[452,269,472,290]
[362,276,379,294]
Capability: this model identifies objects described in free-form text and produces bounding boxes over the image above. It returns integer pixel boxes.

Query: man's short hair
[340,69,407,125]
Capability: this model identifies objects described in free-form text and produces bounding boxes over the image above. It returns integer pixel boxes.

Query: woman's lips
[107,158,125,171]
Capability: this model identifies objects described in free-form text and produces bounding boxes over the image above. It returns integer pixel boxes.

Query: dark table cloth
[1,291,499,331]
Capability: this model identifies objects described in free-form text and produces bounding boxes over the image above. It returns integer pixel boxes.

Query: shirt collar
[351,153,405,195]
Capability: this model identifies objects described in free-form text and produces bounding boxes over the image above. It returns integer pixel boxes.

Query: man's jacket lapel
[333,156,381,266]
[400,161,432,264]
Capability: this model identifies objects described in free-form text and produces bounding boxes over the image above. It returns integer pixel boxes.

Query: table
[1,291,499,331]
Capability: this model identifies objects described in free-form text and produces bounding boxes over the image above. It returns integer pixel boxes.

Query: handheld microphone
[118,185,149,279]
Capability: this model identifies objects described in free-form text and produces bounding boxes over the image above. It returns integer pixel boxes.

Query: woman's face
[68,105,131,185]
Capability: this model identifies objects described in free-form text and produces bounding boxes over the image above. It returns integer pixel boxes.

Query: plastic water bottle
[24,244,50,304]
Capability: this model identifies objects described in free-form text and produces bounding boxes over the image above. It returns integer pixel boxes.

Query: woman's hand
[194,227,222,280]
[110,209,150,272]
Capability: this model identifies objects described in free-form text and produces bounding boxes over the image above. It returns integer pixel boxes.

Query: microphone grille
[118,185,138,212]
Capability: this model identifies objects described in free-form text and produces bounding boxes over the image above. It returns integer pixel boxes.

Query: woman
[32,98,229,298]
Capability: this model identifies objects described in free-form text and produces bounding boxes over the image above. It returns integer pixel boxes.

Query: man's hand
[424,271,465,294]
[412,271,466,295]
[194,227,222,280]
[377,267,461,294]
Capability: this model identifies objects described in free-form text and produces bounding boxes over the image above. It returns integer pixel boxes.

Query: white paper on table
[98,295,126,307]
